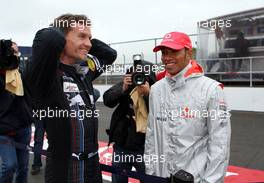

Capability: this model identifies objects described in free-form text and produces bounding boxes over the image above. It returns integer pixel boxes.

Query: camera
[131,54,147,86]
[132,72,146,86]
[0,39,19,70]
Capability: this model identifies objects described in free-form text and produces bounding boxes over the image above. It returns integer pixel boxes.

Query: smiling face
[61,24,92,65]
[161,47,192,76]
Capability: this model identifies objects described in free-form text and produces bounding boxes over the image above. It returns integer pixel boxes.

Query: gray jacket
[144,60,231,183]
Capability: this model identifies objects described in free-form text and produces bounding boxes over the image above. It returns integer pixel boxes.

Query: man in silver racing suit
[144,31,231,183]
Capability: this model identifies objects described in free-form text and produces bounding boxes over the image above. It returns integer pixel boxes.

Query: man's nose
[162,55,170,63]
[84,39,92,50]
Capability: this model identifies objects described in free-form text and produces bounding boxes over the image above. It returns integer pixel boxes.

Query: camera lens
[132,72,146,86]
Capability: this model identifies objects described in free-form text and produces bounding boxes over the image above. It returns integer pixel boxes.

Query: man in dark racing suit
[24,14,117,183]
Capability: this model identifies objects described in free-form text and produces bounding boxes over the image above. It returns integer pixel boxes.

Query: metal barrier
[108,34,198,65]
[200,56,264,87]
[93,56,264,87]
[20,40,264,87]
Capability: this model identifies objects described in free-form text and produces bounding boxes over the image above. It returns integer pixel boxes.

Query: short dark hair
[51,13,91,34]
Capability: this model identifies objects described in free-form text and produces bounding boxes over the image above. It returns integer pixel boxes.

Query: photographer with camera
[103,55,156,183]
[0,40,33,183]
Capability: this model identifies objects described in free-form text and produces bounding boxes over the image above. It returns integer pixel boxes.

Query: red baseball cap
[153,32,192,52]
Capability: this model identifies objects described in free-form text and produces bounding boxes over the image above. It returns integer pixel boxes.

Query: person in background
[30,119,45,175]
[233,31,249,71]
[0,40,33,183]
[103,59,156,183]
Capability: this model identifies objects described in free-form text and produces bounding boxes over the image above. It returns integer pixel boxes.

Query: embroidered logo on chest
[63,82,80,93]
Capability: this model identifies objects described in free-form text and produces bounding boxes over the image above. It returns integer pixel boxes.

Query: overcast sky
[0,0,263,46]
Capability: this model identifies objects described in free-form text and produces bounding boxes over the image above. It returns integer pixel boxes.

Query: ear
[188,48,193,57]
[186,48,192,60]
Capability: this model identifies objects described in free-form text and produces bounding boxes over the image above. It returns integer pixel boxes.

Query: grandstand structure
[96,7,264,87]
[197,7,264,86]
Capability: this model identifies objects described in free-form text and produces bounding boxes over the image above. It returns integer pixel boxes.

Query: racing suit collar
[60,62,87,76]
[165,60,203,89]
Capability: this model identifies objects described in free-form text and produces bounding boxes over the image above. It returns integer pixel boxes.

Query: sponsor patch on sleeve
[87,58,96,72]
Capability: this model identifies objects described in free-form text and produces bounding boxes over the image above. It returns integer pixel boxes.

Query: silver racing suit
[144,60,231,183]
